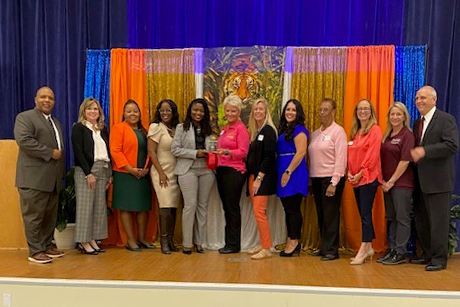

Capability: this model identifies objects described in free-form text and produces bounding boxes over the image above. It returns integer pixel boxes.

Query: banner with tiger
[203,46,285,131]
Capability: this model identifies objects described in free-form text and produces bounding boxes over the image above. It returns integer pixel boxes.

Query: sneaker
[382,252,406,265]
[28,252,52,264]
[45,248,65,258]
[377,249,394,263]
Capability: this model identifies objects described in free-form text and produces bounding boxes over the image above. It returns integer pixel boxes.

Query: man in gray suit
[411,85,459,271]
[14,86,65,264]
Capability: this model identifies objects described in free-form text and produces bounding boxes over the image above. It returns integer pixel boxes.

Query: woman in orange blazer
[110,100,152,252]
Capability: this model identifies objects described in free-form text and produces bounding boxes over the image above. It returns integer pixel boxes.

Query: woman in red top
[347,99,382,265]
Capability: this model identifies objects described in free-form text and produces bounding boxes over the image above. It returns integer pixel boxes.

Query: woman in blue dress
[277,99,308,257]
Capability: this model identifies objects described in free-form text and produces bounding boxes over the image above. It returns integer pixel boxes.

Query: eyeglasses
[357,107,371,112]
[159,109,172,113]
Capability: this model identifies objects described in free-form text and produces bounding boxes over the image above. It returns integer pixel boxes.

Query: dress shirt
[43,113,62,150]
[421,106,436,142]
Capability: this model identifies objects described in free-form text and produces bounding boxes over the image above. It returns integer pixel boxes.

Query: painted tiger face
[224,72,260,103]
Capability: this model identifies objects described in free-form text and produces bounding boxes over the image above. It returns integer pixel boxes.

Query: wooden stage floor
[1,247,459,292]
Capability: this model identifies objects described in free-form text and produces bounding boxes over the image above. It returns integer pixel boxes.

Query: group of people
[14,85,458,272]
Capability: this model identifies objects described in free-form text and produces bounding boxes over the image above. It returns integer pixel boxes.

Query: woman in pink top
[347,99,382,265]
[216,95,250,254]
[309,99,347,261]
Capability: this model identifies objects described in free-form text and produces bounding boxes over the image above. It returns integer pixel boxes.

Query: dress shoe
[138,241,156,249]
[78,244,98,255]
[194,244,205,253]
[377,249,394,263]
[218,247,240,254]
[90,241,105,253]
[425,263,446,271]
[247,245,262,255]
[350,248,374,265]
[321,254,338,261]
[409,258,428,265]
[280,243,301,257]
[45,248,65,258]
[382,252,406,265]
[125,244,142,252]
[28,252,52,264]
[183,247,192,255]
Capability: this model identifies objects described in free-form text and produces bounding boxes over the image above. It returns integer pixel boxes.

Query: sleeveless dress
[276,125,309,198]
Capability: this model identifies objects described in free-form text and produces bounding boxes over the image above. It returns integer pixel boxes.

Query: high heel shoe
[350,248,374,265]
[137,241,156,249]
[90,241,105,253]
[280,243,301,257]
[183,247,192,255]
[78,244,98,255]
[194,244,205,253]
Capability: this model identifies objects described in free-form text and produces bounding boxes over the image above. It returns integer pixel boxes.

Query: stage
[0,248,460,307]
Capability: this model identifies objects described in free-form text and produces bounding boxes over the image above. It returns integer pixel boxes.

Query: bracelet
[284,169,291,175]
[256,175,263,181]
[85,174,93,179]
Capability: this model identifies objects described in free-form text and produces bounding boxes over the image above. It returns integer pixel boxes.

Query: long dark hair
[183,98,212,136]
[122,99,147,136]
[152,99,180,128]
[278,99,306,142]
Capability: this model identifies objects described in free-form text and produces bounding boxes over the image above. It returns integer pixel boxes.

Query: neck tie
[48,116,58,146]
[417,117,425,145]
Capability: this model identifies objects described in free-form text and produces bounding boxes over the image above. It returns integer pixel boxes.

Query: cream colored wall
[0,140,27,249]
[0,279,458,307]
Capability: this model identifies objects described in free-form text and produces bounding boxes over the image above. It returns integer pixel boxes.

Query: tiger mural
[224,71,261,103]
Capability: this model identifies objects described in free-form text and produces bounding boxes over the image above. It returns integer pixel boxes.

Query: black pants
[280,193,304,239]
[353,179,379,242]
[312,177,345,255]
[413,189,451,267]
[216,166,246,250]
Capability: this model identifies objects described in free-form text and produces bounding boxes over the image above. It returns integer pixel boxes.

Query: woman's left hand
[252,179,261,196]
[325,184,336,197]
[281,172,290,187]
[139,168,149,178]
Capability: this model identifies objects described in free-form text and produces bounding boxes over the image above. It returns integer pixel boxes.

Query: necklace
[165,125,174,137]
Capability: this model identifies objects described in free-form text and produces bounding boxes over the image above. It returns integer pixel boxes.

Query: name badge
[391,138,401,145]
[258,134,264,141]
[348,141,354,146]
[220,130,225,136]
[322,135,331,141]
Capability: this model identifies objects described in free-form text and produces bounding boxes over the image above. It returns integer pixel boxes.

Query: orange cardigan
[110,121,150,173]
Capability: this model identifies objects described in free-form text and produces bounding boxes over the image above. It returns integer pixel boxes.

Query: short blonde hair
[382,102,411,142]
[223,94,243,112]
[78,97,105,130]
[248,98,278,141]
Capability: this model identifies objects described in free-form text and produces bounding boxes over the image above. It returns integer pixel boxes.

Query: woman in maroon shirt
[379,102,414,265]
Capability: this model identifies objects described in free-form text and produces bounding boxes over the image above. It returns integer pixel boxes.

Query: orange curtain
[343,45,395,253]
[105,49,158,246]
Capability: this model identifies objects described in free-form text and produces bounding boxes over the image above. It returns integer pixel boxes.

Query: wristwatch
[256,175,263,181]
[284,169,291,175]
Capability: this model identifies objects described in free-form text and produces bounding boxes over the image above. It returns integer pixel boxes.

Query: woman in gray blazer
[171,99,215,254]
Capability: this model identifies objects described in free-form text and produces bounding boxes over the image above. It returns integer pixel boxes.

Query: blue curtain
[84,50,111,127]
[405,0,460,194]
[127,0,405,48]
[0,0,126,170]
[394,46,426,127]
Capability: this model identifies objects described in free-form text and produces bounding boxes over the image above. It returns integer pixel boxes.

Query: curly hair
[278,99,306,142]
[183,98,213,136]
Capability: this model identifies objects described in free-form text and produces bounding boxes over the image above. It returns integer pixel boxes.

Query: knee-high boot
[160,209,171,254]
[168,208,179,252]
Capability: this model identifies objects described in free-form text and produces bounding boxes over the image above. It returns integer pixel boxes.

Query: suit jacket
[14,108,65,192]
[171,123,211,176]
[246,125,278,196]
[110,121,149,173]
[413,109,459,193]
[71,122,110,176]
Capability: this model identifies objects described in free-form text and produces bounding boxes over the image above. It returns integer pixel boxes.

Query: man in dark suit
[410,85,459,271]
[14,86,65,264]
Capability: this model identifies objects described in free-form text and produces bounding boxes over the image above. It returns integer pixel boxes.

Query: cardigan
[71,122,110,176]
[110,121,150,173]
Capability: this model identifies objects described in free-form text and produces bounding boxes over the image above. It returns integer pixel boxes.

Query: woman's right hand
[159,171,169,188]
[86,173,96,190]
[196,149,208,158]
[128,168,142,179]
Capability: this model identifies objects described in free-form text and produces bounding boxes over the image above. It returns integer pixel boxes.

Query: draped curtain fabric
[405,0,460,194]
[127,0,405,48]
[107,48,158,246]
[145,49,196,121]
[343,46,395,253]
[84,50,111,126]
[394,46,426,127]
[289,47,347,252]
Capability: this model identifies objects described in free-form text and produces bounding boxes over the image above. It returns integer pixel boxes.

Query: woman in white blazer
[171,98,215,254]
